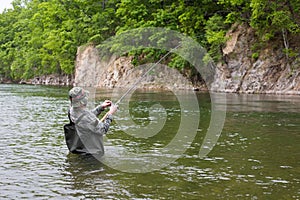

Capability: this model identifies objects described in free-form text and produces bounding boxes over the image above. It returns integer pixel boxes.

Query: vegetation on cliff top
[0,0,299,81]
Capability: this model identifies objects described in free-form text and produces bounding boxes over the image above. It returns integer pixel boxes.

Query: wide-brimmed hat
[68,87,89,108]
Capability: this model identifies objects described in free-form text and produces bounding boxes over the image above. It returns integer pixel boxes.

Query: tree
[0,0,299,82]
[250,0,300,60]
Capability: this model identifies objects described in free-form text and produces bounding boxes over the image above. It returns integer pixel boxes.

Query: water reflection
[226,93,300,112]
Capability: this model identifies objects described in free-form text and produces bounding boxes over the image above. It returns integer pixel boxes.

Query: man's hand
[101,100,112,108]
[108,104,118,115]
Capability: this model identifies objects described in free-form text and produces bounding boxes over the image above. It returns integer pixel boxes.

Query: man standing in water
[64,87,118,157]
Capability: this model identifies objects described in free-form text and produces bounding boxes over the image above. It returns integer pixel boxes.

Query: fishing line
[115,43,182,105]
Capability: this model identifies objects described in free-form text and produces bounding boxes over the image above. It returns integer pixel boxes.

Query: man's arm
[95,104,118,135]
[92,100,112,117]
[96,114,113,134]
[92,105,105,117]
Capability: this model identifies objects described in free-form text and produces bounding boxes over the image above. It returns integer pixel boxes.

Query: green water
[0,84,299,199]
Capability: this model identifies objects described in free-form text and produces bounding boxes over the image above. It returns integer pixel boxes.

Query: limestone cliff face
[74,45,194,90]
[75,25,300,94]
[211,24,300,94]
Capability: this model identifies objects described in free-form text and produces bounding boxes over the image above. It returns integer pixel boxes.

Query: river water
[0,84,299,199]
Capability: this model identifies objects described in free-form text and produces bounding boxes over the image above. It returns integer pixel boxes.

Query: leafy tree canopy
[0,0,299,80]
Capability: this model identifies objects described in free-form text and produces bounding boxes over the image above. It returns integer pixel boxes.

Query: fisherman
[64,87,118,156]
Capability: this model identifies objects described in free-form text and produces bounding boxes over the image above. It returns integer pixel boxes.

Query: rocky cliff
[74,45,195,90]
[74,24,300,94]
[15,24,299,94]
[211,24,300,95]
[19,74,73,86]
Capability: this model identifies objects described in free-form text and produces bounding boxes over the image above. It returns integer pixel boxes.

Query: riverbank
[5,25,299,95]
[72,24,300,94]
[0,74,74,87]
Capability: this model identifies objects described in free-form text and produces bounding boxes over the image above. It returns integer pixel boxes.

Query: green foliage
[250,0,300,40]
[168,55,188,71]
[217,0,251,23]
[0,0,299,81]
[251,52,259,60]
[0,0,120,80]
[205,14,227,62]
[283,48,299,59]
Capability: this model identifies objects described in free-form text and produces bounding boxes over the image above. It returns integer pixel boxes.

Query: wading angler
[63,87,118,156]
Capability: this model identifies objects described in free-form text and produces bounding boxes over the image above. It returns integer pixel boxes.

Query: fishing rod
[115,43,182,105]
[100,43,182,122]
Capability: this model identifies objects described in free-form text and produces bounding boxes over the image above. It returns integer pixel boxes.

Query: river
[0,84,299,199]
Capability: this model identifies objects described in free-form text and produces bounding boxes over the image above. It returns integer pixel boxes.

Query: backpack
[63,111,85,154]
